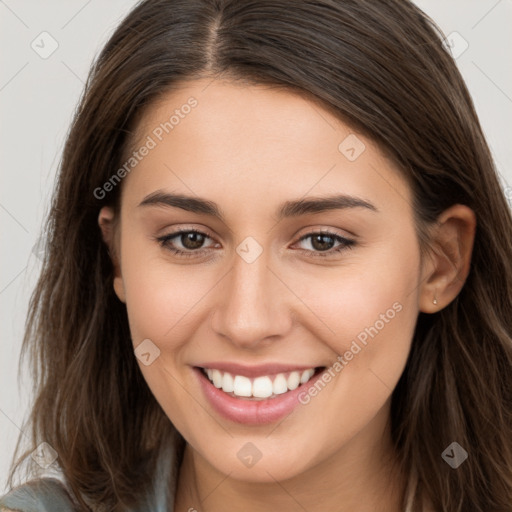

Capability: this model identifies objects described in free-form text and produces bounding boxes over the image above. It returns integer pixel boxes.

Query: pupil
[312,234,334,251]
[182,232,204,249]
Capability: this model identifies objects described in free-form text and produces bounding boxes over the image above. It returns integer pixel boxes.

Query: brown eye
[180,231,207,250]
[310,234,336,251]
[295,231,355,258]
[156,229,217,258]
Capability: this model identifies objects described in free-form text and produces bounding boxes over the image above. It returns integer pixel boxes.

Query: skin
[99,78,476,512]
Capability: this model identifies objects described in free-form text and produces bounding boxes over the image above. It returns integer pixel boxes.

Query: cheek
[118,236,211,428]
[287,244,419,453]
[290,237,420,417]
[291,236,419,351]
[120,235,216,344]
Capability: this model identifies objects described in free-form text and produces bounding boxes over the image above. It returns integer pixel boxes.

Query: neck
[174,404,405,512]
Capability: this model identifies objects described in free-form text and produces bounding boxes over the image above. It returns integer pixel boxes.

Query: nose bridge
[211,244,291,347]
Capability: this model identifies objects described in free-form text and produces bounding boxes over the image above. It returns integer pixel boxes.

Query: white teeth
[287,371,300,390]
[273,373,288,395]
[300,369,314,384]
[221,372,234,393]
[212,369,223,388]
[233,375,252,397]
[252,376,273,398]
[203,367,318,398]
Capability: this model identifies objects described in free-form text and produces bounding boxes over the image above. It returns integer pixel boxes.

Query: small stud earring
[433,294,438,305]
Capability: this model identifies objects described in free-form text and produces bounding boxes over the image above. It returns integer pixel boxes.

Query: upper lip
[195,362,323,378]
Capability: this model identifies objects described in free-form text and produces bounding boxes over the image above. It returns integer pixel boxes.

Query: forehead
[121,78,413,221]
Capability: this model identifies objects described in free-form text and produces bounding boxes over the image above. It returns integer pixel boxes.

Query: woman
[1,1,511,511]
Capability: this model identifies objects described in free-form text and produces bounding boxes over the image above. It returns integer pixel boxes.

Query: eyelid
[293,224,355,240]
[155,224,217,242]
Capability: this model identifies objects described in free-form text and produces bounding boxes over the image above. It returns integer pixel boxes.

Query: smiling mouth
[198,366,325,400]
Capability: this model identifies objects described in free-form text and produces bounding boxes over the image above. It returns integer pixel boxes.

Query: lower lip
[194,367,325,425]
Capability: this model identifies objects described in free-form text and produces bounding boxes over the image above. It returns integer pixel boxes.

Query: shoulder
[0,478,78,512]
[0,431,185,512]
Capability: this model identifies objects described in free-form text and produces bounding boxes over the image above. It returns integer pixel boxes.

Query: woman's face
[109,78,425,482]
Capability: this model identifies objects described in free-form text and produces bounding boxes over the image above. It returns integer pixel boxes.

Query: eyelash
[156,229,355,259]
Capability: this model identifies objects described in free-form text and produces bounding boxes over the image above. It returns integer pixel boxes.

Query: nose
[209,247,293,349]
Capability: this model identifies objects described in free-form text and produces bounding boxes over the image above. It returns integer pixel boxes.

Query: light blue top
[0,436,183,512]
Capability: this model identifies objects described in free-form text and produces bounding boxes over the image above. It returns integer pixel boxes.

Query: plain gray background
[1,0,511,492]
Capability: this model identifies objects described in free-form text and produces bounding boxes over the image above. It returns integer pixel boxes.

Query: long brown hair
[9,1,512,510]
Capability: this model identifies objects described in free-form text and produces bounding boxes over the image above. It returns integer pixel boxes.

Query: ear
[419,204,476,313]
[98,206,126,303]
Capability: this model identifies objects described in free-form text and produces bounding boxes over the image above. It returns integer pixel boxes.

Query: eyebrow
[138,190,378,221]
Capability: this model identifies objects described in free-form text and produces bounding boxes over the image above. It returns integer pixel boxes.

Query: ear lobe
[98,206,126,303]
[419,204,476,313]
